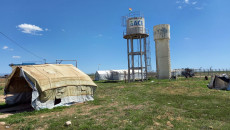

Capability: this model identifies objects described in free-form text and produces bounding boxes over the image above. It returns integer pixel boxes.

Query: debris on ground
[182,68,195,78]
[207,74,230,90]
[65,121,71,126]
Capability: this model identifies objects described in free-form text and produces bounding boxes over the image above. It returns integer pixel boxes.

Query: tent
[111,70,145,80]
[4,64,97,110]
[95,70,146,81]
[95,70,111,81]
[207,74,230,90]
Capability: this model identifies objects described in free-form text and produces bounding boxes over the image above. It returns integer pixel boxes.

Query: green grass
[0,86,4,95]
[1,78,230,129]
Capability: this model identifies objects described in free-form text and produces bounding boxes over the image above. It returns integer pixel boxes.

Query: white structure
[95,70,145,81]
[95,70,111,81]
[154,24,171,79]
[126,17,146,35]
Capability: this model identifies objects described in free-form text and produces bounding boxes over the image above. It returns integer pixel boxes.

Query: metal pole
[140,37,143,81]
[144,38,148,80]
[127,39,130,82]
[131,38,135,81]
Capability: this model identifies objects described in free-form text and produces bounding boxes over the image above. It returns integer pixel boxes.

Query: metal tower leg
[144,38,148,80]
[140,37,143,81]
[131,38,135,81]
[127,39,130,82]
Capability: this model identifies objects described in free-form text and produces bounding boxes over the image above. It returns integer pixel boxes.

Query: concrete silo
[154,24,171,79]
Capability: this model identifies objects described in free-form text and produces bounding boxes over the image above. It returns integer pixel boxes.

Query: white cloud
[2,45,14,51]
[45,28,48,31]
[185,0,189,4]
[12,56,21,59]
[17,23,45,35]
[95,34,103,38]
[177,0,203,10]
[2,46,8,50]
[192,1,197,5]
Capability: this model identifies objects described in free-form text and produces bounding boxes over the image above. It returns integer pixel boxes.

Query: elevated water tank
[127,17,145,35]
[124,17,148,39]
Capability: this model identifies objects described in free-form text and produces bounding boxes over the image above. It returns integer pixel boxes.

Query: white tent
[95,70,111,81]
[95,70,145,81]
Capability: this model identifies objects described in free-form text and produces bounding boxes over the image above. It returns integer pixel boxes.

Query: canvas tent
[207,74,230,90]
[4,64,97,110]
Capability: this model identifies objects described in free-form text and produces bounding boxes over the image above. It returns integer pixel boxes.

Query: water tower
[122,11,151,82]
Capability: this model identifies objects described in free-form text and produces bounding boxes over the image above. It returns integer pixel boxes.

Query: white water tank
[154,24,171,79]
[126,17,146,35]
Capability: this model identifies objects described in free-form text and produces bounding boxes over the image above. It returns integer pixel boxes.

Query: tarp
[207,74,230,90]
[4,64,97,110]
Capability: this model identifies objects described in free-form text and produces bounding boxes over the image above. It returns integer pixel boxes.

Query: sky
[0,0,230,74]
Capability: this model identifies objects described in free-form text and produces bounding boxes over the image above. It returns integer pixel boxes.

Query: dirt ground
[0,114,13,130]
[0,95,5,102]
[0,78,6,86]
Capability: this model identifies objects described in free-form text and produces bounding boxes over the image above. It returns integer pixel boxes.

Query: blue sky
[0,0,230,74]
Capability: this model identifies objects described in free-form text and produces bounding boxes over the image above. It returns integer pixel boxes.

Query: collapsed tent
[4,64,97,110]
[207,74,230,90]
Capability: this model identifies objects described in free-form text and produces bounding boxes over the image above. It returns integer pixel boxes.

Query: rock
[65,121,71,126]
[5,126,10,129]
[0,122,6,125]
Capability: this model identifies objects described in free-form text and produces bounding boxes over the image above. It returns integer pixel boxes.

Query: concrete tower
[154,24,171,79]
